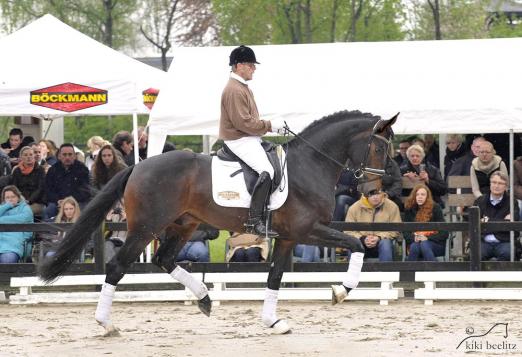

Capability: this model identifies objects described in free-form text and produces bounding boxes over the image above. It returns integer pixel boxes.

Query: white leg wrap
[342,252,364,289]
[95,283,116,327]
[261,288,279,327]
[170,266,208,300]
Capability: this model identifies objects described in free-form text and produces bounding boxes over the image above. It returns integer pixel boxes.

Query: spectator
[332,168,360,221]
[474,171,520,261]
[443,134,467,181]
[112,131,134,166]
[38,139,58,167]
[345,190,402,262]
[91,145,127,190]
[470,141,508,198]
[0,149,12,190]
[226,232,270,262]
[104,201,127,263]
[1,128,24,165]
[403,184,448,261]
[514,156,522,221]
[85,136,110,170]
[29,142,49,173]
[135,126,176,161]
[400,144,447,207]
[11,146,46,217]
[393,139,410,167]
[294,244,321,262]
[44,196,81,257]
[447,136,485,177]
[423,134,440,168]
[44,143,91,219]
[176,224,219,263]
[73,146,85,164]
[382,157,403,210]
[0,185,34,263]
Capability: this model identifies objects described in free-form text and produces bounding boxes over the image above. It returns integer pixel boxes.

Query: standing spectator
[38,139,58,167]
[447,136,486,177]
[403,184,448,261]
[176,224,219,263]
[85,136,110,171]
[44,143,91,219]
[112,131,134,166]
[91,145,127,190]
[11,146,46,217]
[393,139,410,167]
[0,185,34,263]
[345,191,402,262]
[135,126,176,161]
[514,156,522,221]
[470,141,508,198]
[475,171,520,261]
[226,232,270,262]
[443,134,468,181]
[400,144,447,207]
[1,128,24,165]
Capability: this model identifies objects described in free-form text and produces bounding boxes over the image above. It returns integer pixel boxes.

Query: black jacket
[403,203,448,245]
[45,160,91,204]
[400,160,447,206]
[474,193,520,243]
[11,165,46,204]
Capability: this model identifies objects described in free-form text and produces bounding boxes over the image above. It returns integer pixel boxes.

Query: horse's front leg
[262,238,294,334]
[307,222,365,305]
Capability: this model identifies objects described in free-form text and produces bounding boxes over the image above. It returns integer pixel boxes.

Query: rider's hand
[270,118,286,134]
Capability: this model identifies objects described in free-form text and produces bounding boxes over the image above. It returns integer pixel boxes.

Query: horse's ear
[373,112,399,134]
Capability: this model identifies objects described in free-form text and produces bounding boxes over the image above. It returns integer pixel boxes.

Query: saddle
[216,141,283,195]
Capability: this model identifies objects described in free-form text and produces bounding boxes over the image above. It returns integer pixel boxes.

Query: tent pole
[509,130,514,262]
[203,135,210,154]
[133,112,139,165]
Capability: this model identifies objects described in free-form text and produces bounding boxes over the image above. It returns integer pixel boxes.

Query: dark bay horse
[39,110,397,335]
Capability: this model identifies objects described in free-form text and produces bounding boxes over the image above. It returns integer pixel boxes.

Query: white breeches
[224,136,274,179]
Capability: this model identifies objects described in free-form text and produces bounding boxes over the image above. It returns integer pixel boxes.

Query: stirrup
[253,221,279,238]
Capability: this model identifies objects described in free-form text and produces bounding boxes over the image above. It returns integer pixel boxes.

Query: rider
[219,45,285,238]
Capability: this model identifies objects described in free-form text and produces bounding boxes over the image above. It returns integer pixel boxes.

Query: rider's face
[236,62,256,81]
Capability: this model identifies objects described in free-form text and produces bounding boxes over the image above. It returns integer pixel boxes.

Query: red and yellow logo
[30,82,108,112]
[142,88,159,110]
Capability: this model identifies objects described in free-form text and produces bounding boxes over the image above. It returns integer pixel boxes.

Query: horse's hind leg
[152,222,212,317]
[262,238,294,334]
[95,228,155,336]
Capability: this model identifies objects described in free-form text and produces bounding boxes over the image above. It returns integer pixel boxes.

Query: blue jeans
[481,241,510,261]
[364,238,394,261]
[333,195,358,221]
[230,247,262,262]
[294,244,321,262]
[408,240,445,261]
[0,252,20,263]
[176,241,209,262]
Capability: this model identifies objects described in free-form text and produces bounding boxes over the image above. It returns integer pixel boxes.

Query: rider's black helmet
[229,45,260,66]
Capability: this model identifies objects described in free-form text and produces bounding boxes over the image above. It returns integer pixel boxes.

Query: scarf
[471,155,502,174]
[17,161,35,175]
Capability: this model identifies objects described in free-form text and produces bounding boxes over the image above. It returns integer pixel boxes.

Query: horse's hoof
[198,295,212,317]
[271,319,291,335]
[331,284,348,305]
[103,324,120,337]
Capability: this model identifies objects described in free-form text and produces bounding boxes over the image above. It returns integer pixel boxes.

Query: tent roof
[148,38,522,145]
[0,14,166,115]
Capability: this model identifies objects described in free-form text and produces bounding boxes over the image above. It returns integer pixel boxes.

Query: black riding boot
[245,171,279,238]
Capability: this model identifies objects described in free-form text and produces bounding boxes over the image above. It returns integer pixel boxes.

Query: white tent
[0,14,165,116]
[147,39,522,156]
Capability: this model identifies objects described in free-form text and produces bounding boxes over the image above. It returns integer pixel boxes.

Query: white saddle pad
[211,147,288,209]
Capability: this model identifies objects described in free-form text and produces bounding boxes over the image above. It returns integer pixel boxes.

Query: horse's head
[356,113,399,197]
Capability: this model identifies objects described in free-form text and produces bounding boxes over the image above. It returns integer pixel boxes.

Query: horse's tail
[38,166,135,282]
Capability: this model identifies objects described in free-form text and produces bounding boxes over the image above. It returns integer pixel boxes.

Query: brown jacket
[345,195,402,240]
[225,233,270,262]
[219,78,271,140]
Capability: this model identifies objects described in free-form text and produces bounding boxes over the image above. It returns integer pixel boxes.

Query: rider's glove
[270,118,286,135]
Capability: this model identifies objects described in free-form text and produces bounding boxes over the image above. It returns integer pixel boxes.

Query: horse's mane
[297,110,381,138]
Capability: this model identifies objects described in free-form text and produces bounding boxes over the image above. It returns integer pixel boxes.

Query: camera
[419,163,426,172]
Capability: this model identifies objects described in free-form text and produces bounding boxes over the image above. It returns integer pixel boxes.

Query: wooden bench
[205,272,403,306]
[9,273,203,304]
[415,271,522,305]
[447,175,475,220]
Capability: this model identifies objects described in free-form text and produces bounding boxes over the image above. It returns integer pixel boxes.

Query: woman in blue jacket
[0,185,34,263]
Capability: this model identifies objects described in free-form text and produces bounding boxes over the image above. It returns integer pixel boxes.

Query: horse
[39,110,397,335]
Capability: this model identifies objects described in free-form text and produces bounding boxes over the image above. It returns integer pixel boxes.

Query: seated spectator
[294,244,321,262]
[447,136,485,178]
[475,171,520,261]
[0,185,34,263]
[345,190,402,262]
[403,184,448,261]
[91,145,128,190]
[226,232,269,262]
[176,224,219,263]
[382,157,403,210]
[104,201,127,263]
[44,196,81,257]
[85,136,110,171]
[515,156,522,221]
[11,146,46,217]
[0,149,12,190]
[332,168,360,221]
[29,142,50,173]
[38,139,58,167]
[400,144,447,207]
[470,141,508,199]
[112,131,134,166]
[1,128,24,165]
[44,143,91,219]
[443,134,468,181]
[393,139,410,167]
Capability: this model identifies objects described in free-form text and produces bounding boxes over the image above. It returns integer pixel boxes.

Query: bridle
[281,121,392,182]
